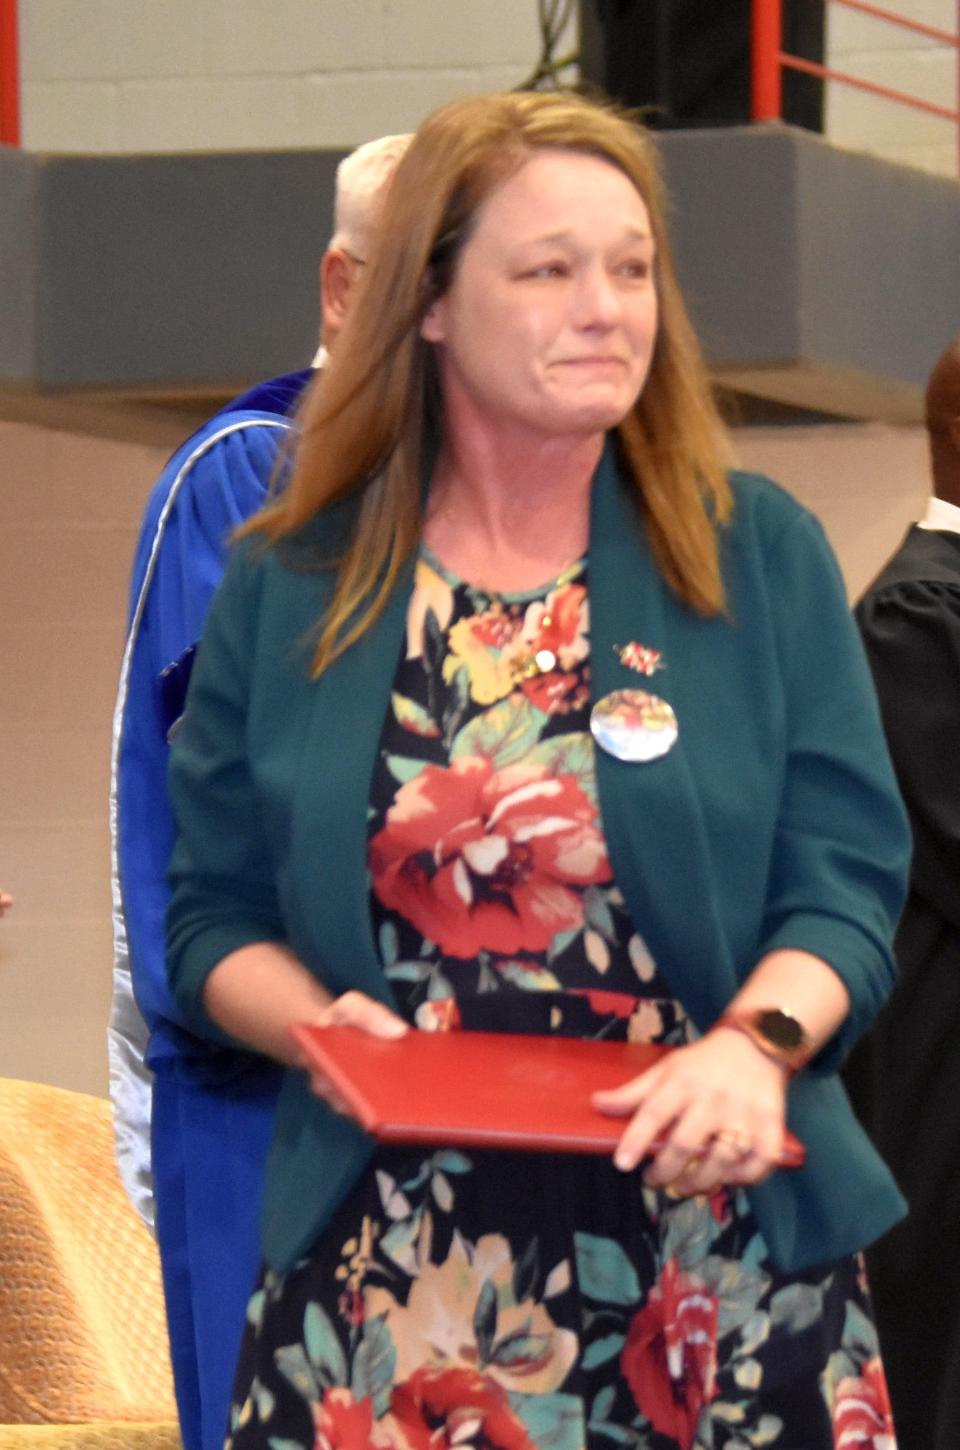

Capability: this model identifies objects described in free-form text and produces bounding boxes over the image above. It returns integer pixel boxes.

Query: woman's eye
[618,259,651,280]
[522,262,567,279]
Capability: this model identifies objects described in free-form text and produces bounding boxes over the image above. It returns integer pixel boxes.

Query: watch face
[756,1009,805,1052]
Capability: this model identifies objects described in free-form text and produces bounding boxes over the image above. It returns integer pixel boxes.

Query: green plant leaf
[581,1332,626,1370]
[524,733,598,800]
[768,1281,824,1334]
[274,1343,319,1401]
[491,1330,553,1368]
[384,753,430,785]
[514,1392,586,1450]
[351,1314,397,1419]
[574,1232,641,1306]
[391,692,442,738]
[451,694,545,769]
[498,961,562,991]
[474,1278,498,1363]
[378,920,399,968]
[303,1301,347,1387]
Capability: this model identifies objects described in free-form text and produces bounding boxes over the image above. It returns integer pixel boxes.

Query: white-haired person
[108,132,409,1450]
[168,91,909,1449]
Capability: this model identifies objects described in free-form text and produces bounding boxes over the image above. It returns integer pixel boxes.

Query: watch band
[713,1007,813,1075]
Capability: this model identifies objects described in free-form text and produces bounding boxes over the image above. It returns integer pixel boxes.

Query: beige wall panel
[734,421,929,600]
[0,420,166,1099]
[1,914,115,1088]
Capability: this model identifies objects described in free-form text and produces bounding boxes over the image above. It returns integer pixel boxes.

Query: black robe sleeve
[856,575,960,933]
[848,557,960,1448]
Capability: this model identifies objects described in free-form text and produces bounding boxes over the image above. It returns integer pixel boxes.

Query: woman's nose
[573,265,620,328]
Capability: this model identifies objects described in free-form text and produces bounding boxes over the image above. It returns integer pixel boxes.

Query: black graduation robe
[848,522,960,1450]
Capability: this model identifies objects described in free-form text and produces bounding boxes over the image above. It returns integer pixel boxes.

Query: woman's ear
[420,296,447,344]
[320,248,359,344]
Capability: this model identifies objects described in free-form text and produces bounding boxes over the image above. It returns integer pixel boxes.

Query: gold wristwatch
[714,1007,812,1075]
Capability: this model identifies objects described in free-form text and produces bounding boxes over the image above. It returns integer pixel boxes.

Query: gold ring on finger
[714,1128,754,1159]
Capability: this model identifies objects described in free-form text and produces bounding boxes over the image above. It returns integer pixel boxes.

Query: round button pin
[590,689,678,762]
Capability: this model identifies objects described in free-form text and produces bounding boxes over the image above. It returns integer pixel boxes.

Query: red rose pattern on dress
[391,1366,537,1450]
[830,1356,896,1448]
[620,1258,720,1446]
[369,758,611,958]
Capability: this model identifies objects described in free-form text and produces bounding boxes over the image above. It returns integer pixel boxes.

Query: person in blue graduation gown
[107,133,410,1450]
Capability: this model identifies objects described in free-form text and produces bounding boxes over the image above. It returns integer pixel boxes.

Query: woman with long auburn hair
[247,89,732,668]
[168,91,908,1448]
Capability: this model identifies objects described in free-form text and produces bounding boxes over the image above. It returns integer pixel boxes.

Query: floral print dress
[227,554,897,1450]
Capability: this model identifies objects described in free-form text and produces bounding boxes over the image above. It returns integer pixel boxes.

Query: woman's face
[421,149,659,444]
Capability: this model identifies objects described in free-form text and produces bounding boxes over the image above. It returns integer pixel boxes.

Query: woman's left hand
[592,1029,789,1196]
[302,990,408,1115]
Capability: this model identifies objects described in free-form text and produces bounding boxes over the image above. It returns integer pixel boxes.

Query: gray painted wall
[1,126,958,421]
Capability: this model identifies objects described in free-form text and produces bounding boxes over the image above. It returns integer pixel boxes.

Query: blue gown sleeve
[110,414,293,1077]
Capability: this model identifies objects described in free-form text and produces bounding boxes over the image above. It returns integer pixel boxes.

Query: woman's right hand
[302,990,408,1112]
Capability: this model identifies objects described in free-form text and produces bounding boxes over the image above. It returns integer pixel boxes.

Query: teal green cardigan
[166,443,910,1275]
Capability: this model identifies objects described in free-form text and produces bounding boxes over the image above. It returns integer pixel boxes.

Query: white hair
[330,133,412,259]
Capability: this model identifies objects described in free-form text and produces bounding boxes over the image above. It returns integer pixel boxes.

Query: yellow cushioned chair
[0,1076,180,1449]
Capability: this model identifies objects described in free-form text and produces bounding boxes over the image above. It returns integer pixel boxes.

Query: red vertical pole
[0,0,20,146]
[751,0,784,122]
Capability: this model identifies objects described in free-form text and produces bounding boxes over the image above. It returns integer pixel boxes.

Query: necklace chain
[473,555,583,605]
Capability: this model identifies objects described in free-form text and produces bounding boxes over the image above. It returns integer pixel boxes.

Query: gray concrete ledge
[1,126,957,431]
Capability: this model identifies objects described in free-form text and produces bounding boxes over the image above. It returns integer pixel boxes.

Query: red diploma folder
[290,1024,805,1167]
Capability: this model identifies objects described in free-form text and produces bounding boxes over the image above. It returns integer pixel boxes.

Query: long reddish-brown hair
[243,90,733,676]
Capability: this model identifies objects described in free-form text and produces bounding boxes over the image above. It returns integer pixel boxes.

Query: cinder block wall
[826,0,958,177]
[19,0,575,152]
[16,0,958,175]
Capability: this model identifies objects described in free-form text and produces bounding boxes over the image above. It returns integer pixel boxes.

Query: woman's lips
[555,355,627,369]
